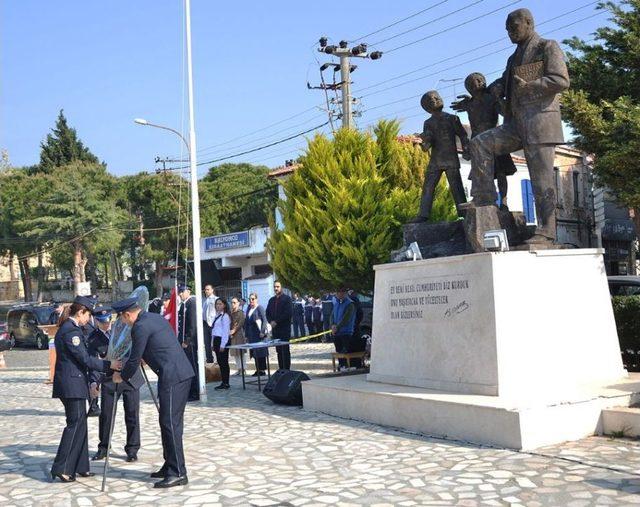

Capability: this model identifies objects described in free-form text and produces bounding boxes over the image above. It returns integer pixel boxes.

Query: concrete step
[602,406,640,437]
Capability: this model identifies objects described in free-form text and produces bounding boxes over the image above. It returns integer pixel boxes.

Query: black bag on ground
[263,369,310,406]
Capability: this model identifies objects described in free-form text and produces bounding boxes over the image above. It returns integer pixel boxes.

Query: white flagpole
[185,0,207,401]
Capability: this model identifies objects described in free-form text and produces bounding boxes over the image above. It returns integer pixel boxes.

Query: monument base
[303,249,630,450]
[302,374,640,450]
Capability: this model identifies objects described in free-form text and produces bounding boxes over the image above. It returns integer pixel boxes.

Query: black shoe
[125,454,138,462]
[51,473,75,482]
[154,475,188,488]
[214,383,229,390]
[91,449,107,461]
[251,371,260,377]
[77,472,95,478]
[150,467,167,479]
[257,371,265,376]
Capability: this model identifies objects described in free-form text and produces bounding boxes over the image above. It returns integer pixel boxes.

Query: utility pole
[314,38,382,129]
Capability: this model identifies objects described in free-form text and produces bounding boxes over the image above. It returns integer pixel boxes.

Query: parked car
[0,322,11,352]
[608,276,640,297]
[7,304,56,349]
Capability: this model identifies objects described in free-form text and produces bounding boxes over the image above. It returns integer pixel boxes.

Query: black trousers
[51,398,90,476]
[203,321,213,363]
[334,333,363,368]
[275,340,291,370]
[183,344,199,401]
[293,314,306,338]
[98,382,140,455]
[158,378,190,478]
[213,336,230,384]
[252,355,267,372]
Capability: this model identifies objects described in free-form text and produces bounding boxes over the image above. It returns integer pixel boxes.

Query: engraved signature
[444,300,469,319]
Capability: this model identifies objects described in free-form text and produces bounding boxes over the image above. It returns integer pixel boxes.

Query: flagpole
[184,0,207,401]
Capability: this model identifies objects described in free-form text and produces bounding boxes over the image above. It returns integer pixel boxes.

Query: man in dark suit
[266,281,293,370]
[112,297,195,489]
[469,7,570,245]
[89,307,144,463]
[177,284,199,401]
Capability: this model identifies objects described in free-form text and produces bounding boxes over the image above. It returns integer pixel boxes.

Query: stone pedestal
[303,249,632,450]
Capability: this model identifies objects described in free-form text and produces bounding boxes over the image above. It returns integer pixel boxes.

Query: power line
[354,0,602,95]
[349,0,452,43]
[165,121,330,170]
[356,15,604,106]
[370,0,486,47]
[385,0,523,54]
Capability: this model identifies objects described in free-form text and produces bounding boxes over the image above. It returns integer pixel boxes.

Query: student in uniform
[50,296,121,483]
[112,297,195,489]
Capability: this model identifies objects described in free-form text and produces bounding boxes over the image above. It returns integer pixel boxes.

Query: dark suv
[7,304,55,349]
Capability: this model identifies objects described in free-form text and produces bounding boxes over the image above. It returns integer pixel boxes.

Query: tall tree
[117,172,188,296]
[39,110,99,173]
[19,161,122,295]
[562,0,640,234]
[199,163,278,236]
[268,120,456,294]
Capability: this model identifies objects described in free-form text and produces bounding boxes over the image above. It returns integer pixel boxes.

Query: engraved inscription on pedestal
[388,276,471,322]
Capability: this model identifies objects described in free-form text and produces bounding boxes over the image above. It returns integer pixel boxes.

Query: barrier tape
[289,330,332,344]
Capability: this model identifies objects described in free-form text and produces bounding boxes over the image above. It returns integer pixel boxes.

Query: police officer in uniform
[111,297,195,489]
[50,296,121,482]
[177,284,199,401]
[88,307,144,462]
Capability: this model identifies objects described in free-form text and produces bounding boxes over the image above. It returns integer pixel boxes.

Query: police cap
[111,297,139,314]
[73,295,97,311]
[177,283,191,293]
[92,305,113,322]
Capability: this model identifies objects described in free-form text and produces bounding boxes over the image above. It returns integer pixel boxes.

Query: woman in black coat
[50,296,119,482]
[244,292,268,376]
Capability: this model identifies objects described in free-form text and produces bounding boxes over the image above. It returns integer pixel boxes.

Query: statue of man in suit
[468,8,570,245]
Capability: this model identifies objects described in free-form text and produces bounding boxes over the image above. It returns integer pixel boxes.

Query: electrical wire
[384,0,523,54]
[370,0,486,47]
[354,0,602,95]
[349,0,452,43]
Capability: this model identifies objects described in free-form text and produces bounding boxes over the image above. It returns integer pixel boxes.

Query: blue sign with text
[204,231,251,251]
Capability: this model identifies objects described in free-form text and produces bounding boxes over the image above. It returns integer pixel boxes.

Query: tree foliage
[562,0,640,217]
[39,110,99,173]
[199,163,277,236]
[268,120,456,294]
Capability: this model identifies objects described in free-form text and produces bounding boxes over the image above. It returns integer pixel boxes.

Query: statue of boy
[452,72,517,210]
[410,90,470,223]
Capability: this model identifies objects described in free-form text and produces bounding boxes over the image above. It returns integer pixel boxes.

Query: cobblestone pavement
[1,344,640,506]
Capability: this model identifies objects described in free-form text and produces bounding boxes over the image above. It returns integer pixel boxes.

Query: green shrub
[612,295,640,371]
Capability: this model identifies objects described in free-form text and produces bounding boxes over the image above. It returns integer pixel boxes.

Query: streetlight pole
[132,0,207,400]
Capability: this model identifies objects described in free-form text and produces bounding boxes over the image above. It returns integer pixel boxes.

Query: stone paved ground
[1,343,640,506]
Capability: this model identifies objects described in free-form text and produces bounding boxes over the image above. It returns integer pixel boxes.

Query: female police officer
[50,296,121,482]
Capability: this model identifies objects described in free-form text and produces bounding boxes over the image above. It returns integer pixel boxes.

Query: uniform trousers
[292,314,306,338]
[203,321,213,363]
[183,344,200,401]
[97,382,140,455]
[51,398,90,476]
[157,378,190,478]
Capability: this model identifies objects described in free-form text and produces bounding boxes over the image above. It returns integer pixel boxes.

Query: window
[554,167,562,207]
[572,172,581,208]
[521,179,536,224]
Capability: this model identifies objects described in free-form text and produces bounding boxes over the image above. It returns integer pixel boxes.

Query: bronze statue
[452,72,517,210]
[410,90,470,223]
[467,8,570,245]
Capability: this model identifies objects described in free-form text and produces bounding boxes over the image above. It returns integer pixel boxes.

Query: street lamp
[133,115,207,402]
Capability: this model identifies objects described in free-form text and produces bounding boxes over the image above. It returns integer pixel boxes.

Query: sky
[1,0,611,177]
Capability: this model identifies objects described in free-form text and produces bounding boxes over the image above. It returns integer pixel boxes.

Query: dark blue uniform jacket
[52,318,110,399]
[121,312,195,388]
